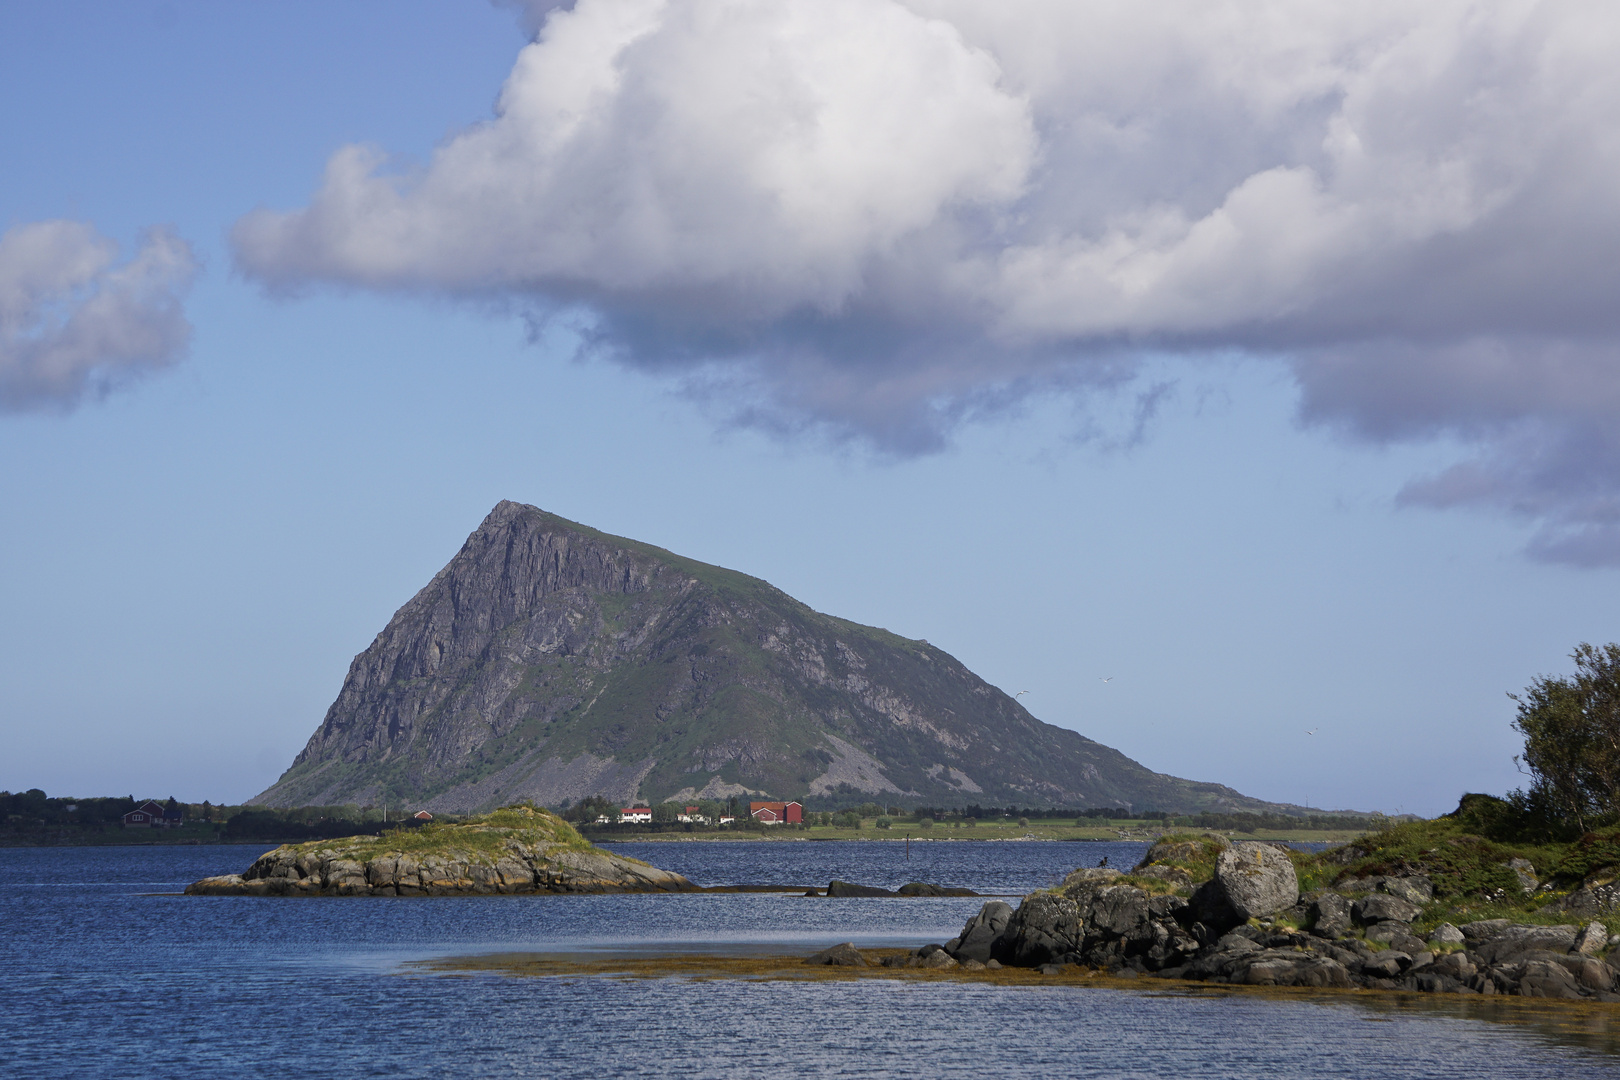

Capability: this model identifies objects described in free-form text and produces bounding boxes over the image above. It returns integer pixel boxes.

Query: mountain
[251,501,1277,815]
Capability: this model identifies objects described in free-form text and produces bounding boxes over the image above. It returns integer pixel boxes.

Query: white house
[619,807,653,824]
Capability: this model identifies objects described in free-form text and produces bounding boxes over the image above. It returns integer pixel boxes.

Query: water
[5,842,1620,1078]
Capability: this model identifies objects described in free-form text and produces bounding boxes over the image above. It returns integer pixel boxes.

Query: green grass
[266,805,602,865]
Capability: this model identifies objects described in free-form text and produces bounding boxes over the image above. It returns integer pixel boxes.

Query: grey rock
[1427,922,1466,946]
[1084,884,1153,938]
[985,959,1003,970]
[897,882,977,897]
[1513,958,1584,999]
[919,949,959,969]
[1505,858,1539,894]
[1556,884,1620,919]
[805,943,868,967]
[946,900,1014,963]
[826,880,896,897]
[1575,921,1610,956]
[1308,891,1353,938]
[960,958,987,971]
[1364,920,1414,944]
[1470,925,1581,967]
[1432,952,1477,981]
[1208,842,1299,921]
[996,894,1084,967]
[1361,951,1412,979]
[1353,893,1423,926]
[1060,867,1123,898]
[1461,919,1514,941]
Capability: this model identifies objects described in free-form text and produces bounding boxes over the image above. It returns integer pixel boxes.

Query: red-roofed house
[749,801,803,824]
[620,807,653,824]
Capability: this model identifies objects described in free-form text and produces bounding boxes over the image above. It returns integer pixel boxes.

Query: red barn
[749,801,803,824]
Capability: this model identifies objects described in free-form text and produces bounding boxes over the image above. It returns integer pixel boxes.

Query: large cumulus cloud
[1,221,196,413]
[234,0,1620,561]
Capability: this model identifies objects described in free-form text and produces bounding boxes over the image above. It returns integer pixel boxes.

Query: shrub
[918,817,934,829]
[875,816,892,829]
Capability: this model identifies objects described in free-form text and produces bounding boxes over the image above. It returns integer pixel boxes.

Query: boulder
[1084,885,1154,938]
[1574,921,1609,956]
[1138,833,1229,868]
[805,943,868,967]
[919,949,959,970]
[1060,867,1122,902]
[1427,922,1466,947]
[1352,893,1423,926]
[995,894,1084,967]
[1307,892,1352,938]
[1470,925,1581,967]
[1133,864,1195,889]
[945,901,1014,963]
[1208,842,1299,921]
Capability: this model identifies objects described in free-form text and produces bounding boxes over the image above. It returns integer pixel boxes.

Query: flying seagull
[1015,690,1030,699]
[1306,727,1319,736]
[1099,677,1114,683]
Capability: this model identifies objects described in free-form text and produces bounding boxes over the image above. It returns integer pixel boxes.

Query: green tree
[1512,642,1620,833]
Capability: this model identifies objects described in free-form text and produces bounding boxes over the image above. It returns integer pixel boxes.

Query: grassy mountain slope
[251,502,1278,815]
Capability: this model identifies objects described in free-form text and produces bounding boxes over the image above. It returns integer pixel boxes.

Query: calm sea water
[6,841,1620,1079]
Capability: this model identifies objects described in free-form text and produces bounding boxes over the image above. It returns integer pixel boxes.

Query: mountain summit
[252,502,1272,814]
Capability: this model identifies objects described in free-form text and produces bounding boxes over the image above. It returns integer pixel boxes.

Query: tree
[1512,642,1620,833]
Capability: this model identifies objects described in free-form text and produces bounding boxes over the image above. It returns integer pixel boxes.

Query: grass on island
[258,805,619,865]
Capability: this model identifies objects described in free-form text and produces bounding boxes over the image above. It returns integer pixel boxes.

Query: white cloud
[0,221,197,413]
[236,0,1620,560]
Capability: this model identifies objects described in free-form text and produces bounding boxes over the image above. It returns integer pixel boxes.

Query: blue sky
[5,1,1620,815]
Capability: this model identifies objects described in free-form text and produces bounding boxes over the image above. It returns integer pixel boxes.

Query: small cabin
[676,805,709,824]
[123,799,183,828]
[620,807,653,824]
[413,811,433,821]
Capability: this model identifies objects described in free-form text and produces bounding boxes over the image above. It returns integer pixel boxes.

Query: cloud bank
[1,221,197,413]
[235,0,1620,561]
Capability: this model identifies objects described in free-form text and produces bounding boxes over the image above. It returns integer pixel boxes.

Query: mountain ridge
[251,501,1279,815]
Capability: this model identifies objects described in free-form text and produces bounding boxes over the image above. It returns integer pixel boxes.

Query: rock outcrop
[185,806,695,897]
[250,501,1284,815]
[925,835,1620,1001]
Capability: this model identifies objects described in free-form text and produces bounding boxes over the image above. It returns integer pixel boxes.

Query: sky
[4,0,1620,816]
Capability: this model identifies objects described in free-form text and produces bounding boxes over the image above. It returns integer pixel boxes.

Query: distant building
[620,807,653,824]
[123,799,183,829]
[749,801,803,825]
[676,805,709,824]
[413,811,433,821]
[718,815,736,825]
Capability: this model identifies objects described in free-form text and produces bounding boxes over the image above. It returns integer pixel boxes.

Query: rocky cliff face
[251,501,1273,814]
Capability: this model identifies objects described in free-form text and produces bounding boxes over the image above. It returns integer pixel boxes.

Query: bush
[832,811,861,829]
[1018,817,1029,827]
[1512,642,1620,832]
[918,817,934,829]
[875,816,892,829]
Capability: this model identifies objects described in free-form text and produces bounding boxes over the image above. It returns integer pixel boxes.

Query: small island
[185,805,696,896]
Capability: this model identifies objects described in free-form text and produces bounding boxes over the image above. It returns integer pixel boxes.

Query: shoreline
[412,947,1620,1049]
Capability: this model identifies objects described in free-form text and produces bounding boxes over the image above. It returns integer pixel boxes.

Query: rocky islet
[899,834,1620,1000]
[184,806,696,896]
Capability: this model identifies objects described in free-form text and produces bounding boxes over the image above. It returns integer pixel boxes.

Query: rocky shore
[883,834,1620,1001]
[184,806,696,896]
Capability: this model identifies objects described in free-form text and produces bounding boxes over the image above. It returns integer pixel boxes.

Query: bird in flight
[1015,690,1030,699]
[1306,727,1319,736]
[1099,677,1114,683]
